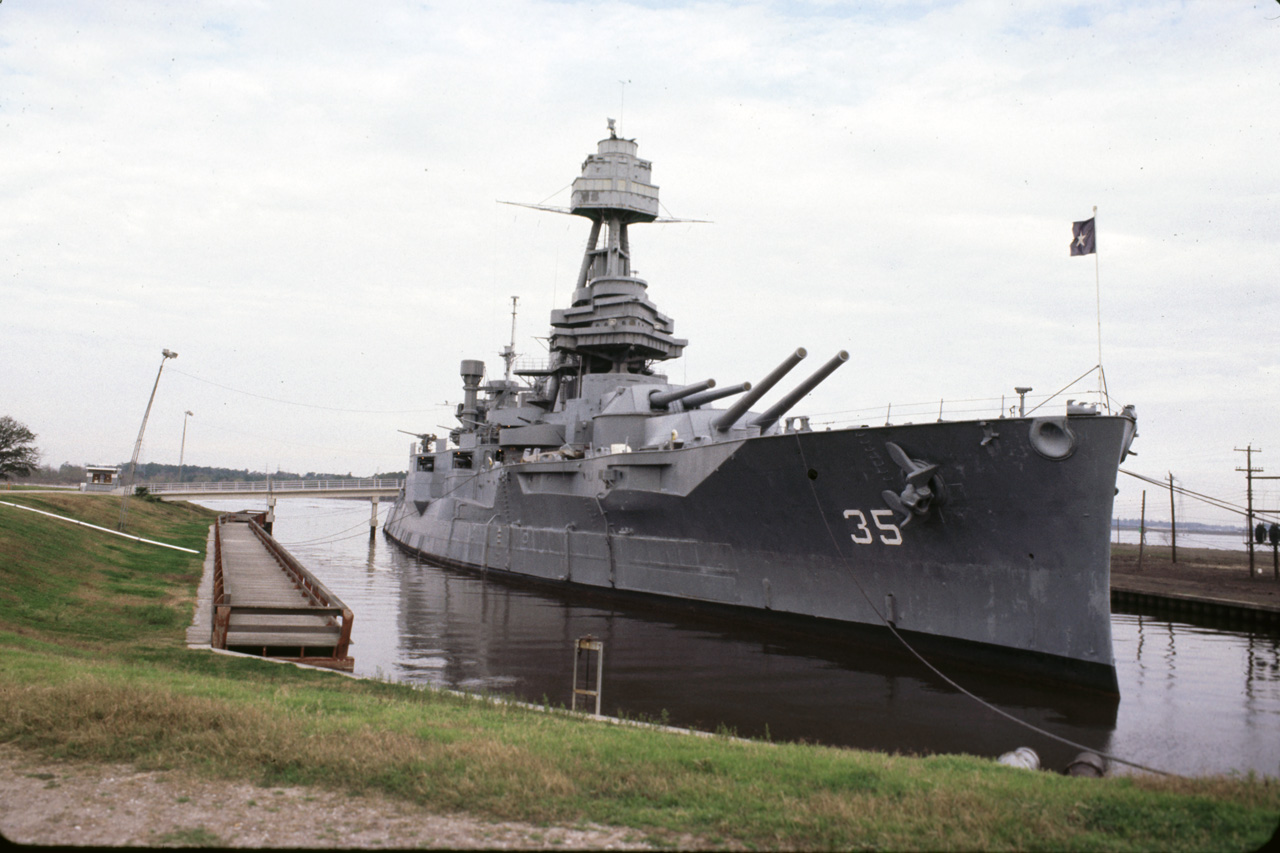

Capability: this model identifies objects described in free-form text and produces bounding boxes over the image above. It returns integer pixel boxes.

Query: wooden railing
[210,512,353,666]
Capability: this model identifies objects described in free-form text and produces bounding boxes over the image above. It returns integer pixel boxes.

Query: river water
[199,498,1280,778]
[1114,528,1248,551]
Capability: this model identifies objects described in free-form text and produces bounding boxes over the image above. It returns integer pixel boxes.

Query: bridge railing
[149,478,403,495]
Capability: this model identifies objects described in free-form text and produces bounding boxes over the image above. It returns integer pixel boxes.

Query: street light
[178,410,194,483]
[118,348,178,531]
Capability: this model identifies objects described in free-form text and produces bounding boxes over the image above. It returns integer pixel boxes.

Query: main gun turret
[681,382,751,409]
[649,379,715,409]
[751,351,849,432]
[712,349,807,432]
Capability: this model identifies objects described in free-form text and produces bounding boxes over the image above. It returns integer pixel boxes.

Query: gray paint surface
[387,126,1136,692]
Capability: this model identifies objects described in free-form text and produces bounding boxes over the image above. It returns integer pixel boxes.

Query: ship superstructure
[386,123,1138,692]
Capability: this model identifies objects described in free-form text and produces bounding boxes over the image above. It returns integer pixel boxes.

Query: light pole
[118,348,178,531]
[178,410,194,483]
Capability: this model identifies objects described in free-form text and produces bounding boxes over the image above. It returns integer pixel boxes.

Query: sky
[2,1,1277,527]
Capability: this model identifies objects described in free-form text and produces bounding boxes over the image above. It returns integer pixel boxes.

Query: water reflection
[201,499,1280,778]
[1110,610,1280,777]
[385,541,1121,770]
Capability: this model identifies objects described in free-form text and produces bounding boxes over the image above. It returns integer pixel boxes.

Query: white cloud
[2,0,1276,524]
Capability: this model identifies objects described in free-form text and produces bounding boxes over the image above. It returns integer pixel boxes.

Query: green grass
[1,494,1278,850]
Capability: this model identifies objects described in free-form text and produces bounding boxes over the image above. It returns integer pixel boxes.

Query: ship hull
[386,415,1127,692]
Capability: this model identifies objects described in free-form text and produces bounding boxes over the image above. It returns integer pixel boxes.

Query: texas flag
[1071,217,1096,256]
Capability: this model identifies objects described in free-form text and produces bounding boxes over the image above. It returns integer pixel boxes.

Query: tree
[0,416,40,480]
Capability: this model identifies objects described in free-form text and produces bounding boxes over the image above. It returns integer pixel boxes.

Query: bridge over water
[149,478,403,533]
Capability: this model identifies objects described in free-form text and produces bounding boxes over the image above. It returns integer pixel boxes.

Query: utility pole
[1168,471,1177,564]
[1138,490,1146,572]
[1240,448,1280,582]
[1236,446,1264,579]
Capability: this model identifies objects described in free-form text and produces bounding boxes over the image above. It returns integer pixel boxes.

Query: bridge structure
[148,478,403,534]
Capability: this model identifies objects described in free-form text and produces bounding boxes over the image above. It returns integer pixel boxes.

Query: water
[199,498,1280,778]
[1113,527,1249,551]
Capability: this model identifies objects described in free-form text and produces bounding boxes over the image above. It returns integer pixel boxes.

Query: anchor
[881,441,942,526]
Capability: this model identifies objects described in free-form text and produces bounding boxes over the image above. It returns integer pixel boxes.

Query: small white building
[82,465,121,493]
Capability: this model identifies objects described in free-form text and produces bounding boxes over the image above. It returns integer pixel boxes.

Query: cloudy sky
[3,1,1276,526]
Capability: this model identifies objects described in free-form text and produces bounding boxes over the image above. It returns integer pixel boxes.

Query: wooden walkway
[211,512,353,670]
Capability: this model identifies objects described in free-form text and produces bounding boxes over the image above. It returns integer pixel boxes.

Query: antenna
[617,79,630,133]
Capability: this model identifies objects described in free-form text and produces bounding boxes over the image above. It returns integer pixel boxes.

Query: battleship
[385,122,1138,693]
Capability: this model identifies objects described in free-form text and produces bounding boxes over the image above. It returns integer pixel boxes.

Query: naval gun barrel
[750,350,850,432]
[681,382,752,409]
[712,348,808,432]
[649,379,715,409]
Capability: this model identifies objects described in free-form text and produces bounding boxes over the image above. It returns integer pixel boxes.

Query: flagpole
[1093,205,1105,412]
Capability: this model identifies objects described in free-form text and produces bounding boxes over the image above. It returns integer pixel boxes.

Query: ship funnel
[649,379,715,409]
[750,350,850,432]
[712,348,807,432]
[460,359,485,423]
[681,382,751,409]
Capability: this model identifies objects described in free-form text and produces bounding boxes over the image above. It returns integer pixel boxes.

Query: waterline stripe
[0,500,200,554]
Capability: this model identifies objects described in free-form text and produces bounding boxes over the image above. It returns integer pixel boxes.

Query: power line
[1122,468,1278,524]
[172,368,443,414]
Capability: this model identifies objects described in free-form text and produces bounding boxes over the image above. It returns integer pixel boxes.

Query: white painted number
[844,508,903,546]
[844,509,873,544]
[870,509,903,545]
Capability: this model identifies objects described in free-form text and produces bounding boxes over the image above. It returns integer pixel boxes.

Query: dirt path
[1110,544,1280,613]
[0,745,656,849]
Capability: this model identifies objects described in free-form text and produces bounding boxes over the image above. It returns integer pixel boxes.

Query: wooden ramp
[212,512,353,670]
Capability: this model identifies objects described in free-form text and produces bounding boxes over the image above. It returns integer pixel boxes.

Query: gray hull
[386,414,1127,692]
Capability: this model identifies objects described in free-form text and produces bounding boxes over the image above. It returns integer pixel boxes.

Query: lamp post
[178,410,194,483]
[118,348,178,531]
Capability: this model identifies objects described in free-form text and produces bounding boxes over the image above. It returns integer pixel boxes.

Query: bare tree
[0,416,40,480]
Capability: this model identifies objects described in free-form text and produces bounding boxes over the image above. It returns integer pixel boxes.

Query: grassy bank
[1,495,1277,850]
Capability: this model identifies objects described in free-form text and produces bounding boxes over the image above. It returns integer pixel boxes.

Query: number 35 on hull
[843,508,903,546]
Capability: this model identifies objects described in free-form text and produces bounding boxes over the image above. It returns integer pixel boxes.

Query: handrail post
[335,608,354,660]
[213,518,225,605]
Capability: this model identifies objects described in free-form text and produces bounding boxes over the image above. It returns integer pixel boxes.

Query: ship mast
[547,120,686,386]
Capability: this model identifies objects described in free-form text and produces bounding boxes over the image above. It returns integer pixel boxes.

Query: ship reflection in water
[389,550,1123,774]
[203,499,1280,779]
